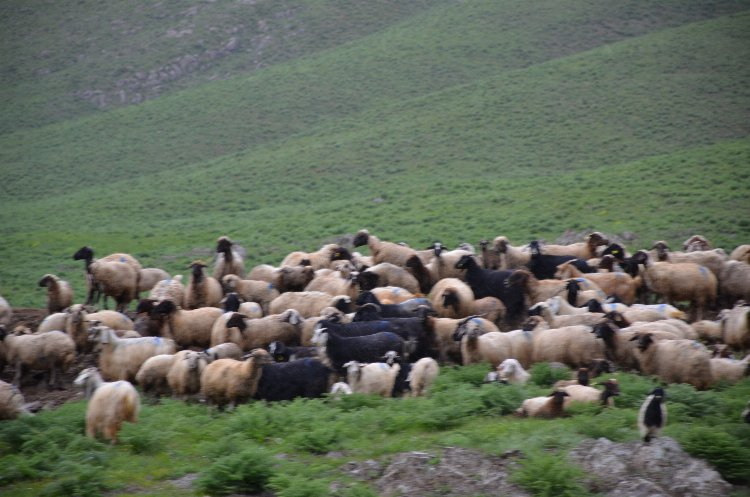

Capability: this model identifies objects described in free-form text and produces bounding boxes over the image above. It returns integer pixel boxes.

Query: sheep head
[454,254,475,270]
[216,236,233,254]
[357,271,380,291]
[221,292,242,312]
[38,274,56,287]
[224,312,247,331]
[352,230,370,247]
[73,246,94,262]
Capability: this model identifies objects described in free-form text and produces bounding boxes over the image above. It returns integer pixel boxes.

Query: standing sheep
[74,367,140,444]
[453,317,536,368]
[280,243,352,271]
[200,349,270,409]
[64,304,136,353]
[428,278,475,319]
[0,328,75,388]
[183,260,224,309]
[167,350,207,401]
[148,275,186,306]
[152,300,223,349]
[269,291,352,318]
[215,310,303,351]
[631,333,712,389]
[532,324,606,369]
[73,246,141,311]
[407,357,440,396]
[638,387,667,443]
[357,263,421,295]
[721,302,750,353]
[137,267,171,294]
[555,261,640,305]
[222,274,280,314]
[135,354,176,398]
[719,261,750,307]
[212,236,246,280]
[88,325,176,382]
[38,274,73,315]
[344,360,401,397]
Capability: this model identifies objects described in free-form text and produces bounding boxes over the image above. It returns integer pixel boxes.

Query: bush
[529,363,572,387]
[290,426,341,454]
[510,451,591,497]
[195,445,275,496]
[477,383,527,416]
[41,461,110,497]
[270,474,330,497]
[679,426,750,484]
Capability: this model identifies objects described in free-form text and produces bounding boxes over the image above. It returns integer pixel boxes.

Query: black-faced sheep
[73,246,141,311]
[516,389,570,418]
[280,243,352,271]
[88,324,176,382]
[563,378,620,408]
[0,327,75,388]
[38,274,73,315]
[217,310,303,351]
[311,325,406,374]
[424,242,473,282]
[152,299,223,349]
[254,353,335,402]
[651,241,727,279]
[269,291,352,318]
[0,380,30,420]
[534,232,609,260]
[344,360,401,397]
[428,277,475,319]
[276,265,316,292]
[631,333,712,389]
[212,236,246,280]
[555,261,640,305]
[183,260,224,309]
[304,270,360,300]
[357,262,421,294]
[526,240,597,280]
[354,230,432,292]
[200,348,269,409]
[222,274,280,314]
[74,367,140,444]
[638,387,667,443]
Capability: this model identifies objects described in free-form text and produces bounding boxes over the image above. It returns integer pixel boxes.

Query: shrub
[529,363,572,387]
[269,474,330,497]
[290,426,341,454]
[510,451,591,497]
[679,426,750,484]
[195,445,275,496]
[41,461,110,497]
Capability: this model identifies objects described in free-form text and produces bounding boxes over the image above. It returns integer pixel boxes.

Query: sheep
[255,354,335,402]
[553,367,591,388]
[622,319,698,340]
[729,245,750,264]
[167,350,207,401]
[137,267,171,294]
[74,367,140,444]
[276,265,316,292]
[709,354,750,384]
[424,243,473,282]
[183,260,224,309]
[305,270,360,300]
[516,389,570,418]
[73,246,141,311]
[633,251,717,322]
[590,320,640,371]
[36,312,67,334]
[269,291,352,318]
[526,240,597,281]
[353,230,432,292]
[743,400,750,423]
[455,254,526,325]
[200,348,270,409]
[151,299,223,349]
[547,295,592,315]
[423,316,479,364]
[508,270,604,310]
[479,239,502,270]
[719,260,750,307]
[638,387,667,443]
[64,304,136,353]
[135,354,176,398]
[148,275,185,305]
[357,262,421,294]
[214,309,303,351]
[493,236,531,270]
[280,243,352,271]
[88,324,176,382]
[355,291,433,317]
[0,327,75,388]
[428,277,475,319]
[202,342,243,363]
[0,296,12,328]
[329,381,353,398]
[495,358,530,384]
[268,340,318,362]
[528,302,604,328]
[344,360,401,397]
[0,380,30,420]
[532,323,607,369]
[683,235,712,252]
[555,261,640,305]
[212,236,246,280]
[368,286,418,305]
[631,333,712,389]
[453,317,535,368]
[471,296,507,328]
[311,325,406,373]
[300,307,351,346]
[222,274,280,314]
[352,302,433,324]
[247,263,279,285]
[587,300,687,323]
[38,274,73,315]
[563,378,620,408]
[721,302,750,353]
[534,232,609,260]
[651,241,727,279]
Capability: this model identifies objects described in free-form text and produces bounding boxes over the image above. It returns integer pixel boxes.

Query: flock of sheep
[0,230,749,444]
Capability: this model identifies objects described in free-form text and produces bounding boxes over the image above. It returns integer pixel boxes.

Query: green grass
[1,369,748,496]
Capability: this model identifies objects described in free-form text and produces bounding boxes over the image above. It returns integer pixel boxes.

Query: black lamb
[454,254,525,324]
[253,357,334,402]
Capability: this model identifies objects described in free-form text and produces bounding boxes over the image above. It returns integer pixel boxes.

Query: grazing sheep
[720,302,750,352]
[167,350,207,401]
[212,236,246,280]
[38,274,73,315]
[73,246,141,311]
[269,291,352,318]
[276,265,316,292]
[454,317,535,368]
[719,260,750,307]
[0,380,30,420]
[135,354,176,398]
[344,360,401,397]
[563,378,620,408]
[202,342,243,363]
[222,274,280,314]
[516,389,570,418]
[532,324,606,369]
[0,327,75,388]
[74,367,140,444]
[88,324,176,382]
[280,243,352,271]
[357,262,421,294]
[137,267,171,294]
[631,333,712,389]
[148,275,185,305]
[214,310,304,351]
[495,358,530,384]
[429,278,475,319]
[183,260,224,309]
[200,349,270,409]
[638,387,667,443]
[152,299,223,349]
[555,261,640,305]
[709,354,750,384]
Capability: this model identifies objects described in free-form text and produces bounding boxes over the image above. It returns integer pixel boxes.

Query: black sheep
[267,341,318,362]
[454,255,525,324]
[638,387,667,443]
[313,327,406,373]
[526,240,595,280]
[253,357,334,402]
[354,292,433,318]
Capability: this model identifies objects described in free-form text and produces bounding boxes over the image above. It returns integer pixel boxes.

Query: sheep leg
[86,423,96,439]
[48,364,57,389]
[13,360,24,387]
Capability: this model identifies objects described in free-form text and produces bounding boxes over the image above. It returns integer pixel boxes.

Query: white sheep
[532,324,606,369]
[710,354,750,384]
[280,243,351,271]
[344,360,401,397]
[329,381,353,399]
[493,236,531,270]
[428,277,475,319]
[222,274,280,314]
[183,260,224,309]
[73,246,142,310]
[0,328,75,388]
[200,348,271,409]
[64,304,136,353]
[719,260,750,307]
[0,380,30,420]
[631,333,712,390]
[528,301,604,328]
[212,310,304,351]
[304,271,360,300]
[407,357,440,396]
[213,236,246,280]
[563,378,620,408]
[516,389,570,418]
[720,302,749,353]
[269,291,351,318]
[495,358,530,384]
[275,265,316,293]
[202,342,243,363]
[151,299,223,349]
[729,245,750,264]
[368,286,418,305]
[167,350,207,401]
[135,354,176,398]
[74,367,140,444]
[38,274,74,315]
[455,317,536,368]
[148,275,185,305]
[357,262,421,294]
[89,324,176,382]
[555,261,640,305]
[137,267,171,294]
